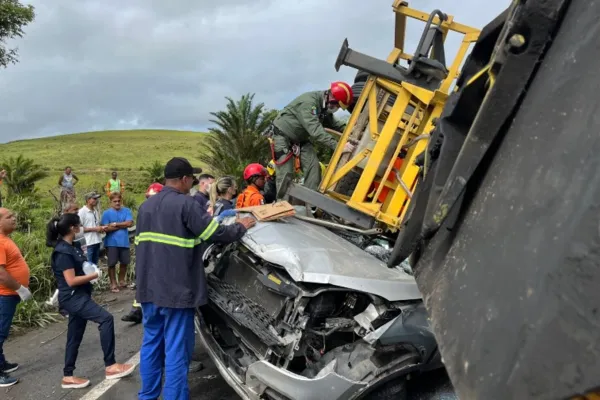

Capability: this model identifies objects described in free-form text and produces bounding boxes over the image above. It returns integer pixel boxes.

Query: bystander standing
[105,171,124,197]
[48,213,135,389]
[78,192,105,265]
[0,208,32,387]
[101,192,133,292]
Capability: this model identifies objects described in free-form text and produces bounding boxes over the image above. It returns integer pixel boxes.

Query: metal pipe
[293,214,383,235]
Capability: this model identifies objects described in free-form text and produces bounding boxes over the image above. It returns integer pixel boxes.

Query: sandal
[110,287,120,293]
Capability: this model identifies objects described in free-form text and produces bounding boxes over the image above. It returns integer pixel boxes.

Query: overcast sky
[0,0,509,143]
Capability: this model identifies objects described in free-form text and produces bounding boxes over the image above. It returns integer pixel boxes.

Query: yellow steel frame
[319,1,480,231]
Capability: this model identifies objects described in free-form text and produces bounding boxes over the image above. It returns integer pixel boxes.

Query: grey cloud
[0,0,509,142]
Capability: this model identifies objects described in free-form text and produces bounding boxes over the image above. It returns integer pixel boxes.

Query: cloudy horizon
[0,0,509,144]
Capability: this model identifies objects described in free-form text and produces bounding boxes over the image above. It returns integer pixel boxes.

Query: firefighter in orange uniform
[236,164,267,208]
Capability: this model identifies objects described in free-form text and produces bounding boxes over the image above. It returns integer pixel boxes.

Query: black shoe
[0,373,18,387]
[1,362,18,374]
[121,307,142,324]
[188,361,204,373]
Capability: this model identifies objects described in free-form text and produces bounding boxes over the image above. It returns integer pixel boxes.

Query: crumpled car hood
[234,215,422,302]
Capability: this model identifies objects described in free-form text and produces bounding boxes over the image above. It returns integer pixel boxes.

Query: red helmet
[243,163,267,181]
[330,81,353,110]
[145,182,164,198]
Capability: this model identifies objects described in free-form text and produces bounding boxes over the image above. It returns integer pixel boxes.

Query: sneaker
[105,363,135,380]
[0,373,18,388]
[1,362,18,373]
[188,361,204,373]
[61,376,90,389]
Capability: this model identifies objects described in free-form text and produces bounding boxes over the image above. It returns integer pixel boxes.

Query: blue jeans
[0,295,20,366]
[87,243,100,265]
[138,303,195,400]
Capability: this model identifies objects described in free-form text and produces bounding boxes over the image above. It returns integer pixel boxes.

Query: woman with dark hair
[48,213,135,389]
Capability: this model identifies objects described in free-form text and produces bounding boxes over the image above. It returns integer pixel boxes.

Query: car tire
[335,170,361,197]
[354,70,370,83]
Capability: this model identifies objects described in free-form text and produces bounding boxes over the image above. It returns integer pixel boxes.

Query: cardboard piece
[236,201,295,221]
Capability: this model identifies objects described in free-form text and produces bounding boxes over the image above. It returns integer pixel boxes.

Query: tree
[199,93,277,181]
[0,0,35,68]
[141,160,164,184]
[0,154,48,195]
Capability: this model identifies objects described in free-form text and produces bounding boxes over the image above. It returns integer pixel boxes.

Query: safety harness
[264,124,302,172]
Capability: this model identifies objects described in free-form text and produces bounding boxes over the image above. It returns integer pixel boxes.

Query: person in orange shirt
[236,163,268,208]
[0,208,32,387]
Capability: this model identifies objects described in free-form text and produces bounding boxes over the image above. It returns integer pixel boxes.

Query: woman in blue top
[209,176,238,216]
[47,213,135,389]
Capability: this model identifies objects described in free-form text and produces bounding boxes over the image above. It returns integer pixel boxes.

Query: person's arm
[105,181,111,196]
[72,174,79,184]
[0,266,21,291]
[55,253,97,287]
[182,198,255,245]
[108,208,133,230]
[0,246,21,290]
[58,175,63,186]
[291,102,339,150]
[63,269,97,287]
[326,114,347,133]
[100,211,117,233]
[120,180,125,193]
[248,192,265,206]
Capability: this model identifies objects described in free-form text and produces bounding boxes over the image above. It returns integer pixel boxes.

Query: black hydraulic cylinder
[334,39,440,91]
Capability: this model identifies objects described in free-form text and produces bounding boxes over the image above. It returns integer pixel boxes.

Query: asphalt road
[2,290,457,400]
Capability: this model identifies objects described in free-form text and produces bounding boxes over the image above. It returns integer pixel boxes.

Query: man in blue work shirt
[101,192,134,292]
[135,157,256,400]
[192,173,214,210]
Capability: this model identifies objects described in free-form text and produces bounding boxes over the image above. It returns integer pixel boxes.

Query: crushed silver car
[196,213,442,400]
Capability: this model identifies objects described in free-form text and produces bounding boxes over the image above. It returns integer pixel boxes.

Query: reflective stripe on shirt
[134,219,219,248]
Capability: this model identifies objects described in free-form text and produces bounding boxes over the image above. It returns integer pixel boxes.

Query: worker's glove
[215,209,237,223]
[220,209,237,218]
[342,142,356,154]
[16,285,32,301]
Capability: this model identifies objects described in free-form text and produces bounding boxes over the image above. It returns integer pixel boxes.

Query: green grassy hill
[0,129,208,207]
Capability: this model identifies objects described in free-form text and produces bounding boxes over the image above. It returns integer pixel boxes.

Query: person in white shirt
[77,192,106,265]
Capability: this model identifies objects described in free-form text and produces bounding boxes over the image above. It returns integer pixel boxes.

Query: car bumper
[195,313,366,400]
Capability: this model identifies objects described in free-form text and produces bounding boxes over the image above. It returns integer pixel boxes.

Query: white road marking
[79,351,141,400]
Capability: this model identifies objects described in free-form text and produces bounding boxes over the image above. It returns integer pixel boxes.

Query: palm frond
[0,154,49,196]
[199,93,276,181]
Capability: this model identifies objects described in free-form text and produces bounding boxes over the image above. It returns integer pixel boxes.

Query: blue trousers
[138,303,195,400]
[60,292,116,376]
[0,295,20,367]
[87,243,100,265]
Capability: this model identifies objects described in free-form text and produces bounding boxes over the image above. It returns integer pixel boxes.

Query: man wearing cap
[77,192,106,265]
[135,157,256,400]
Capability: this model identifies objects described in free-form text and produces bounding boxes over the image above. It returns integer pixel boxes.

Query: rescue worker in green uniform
[270,81,356,192]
